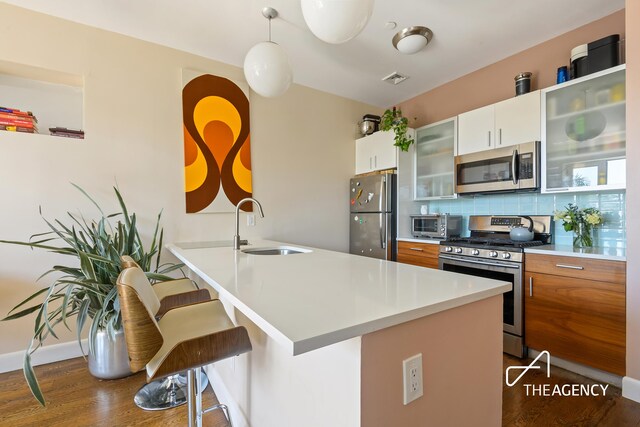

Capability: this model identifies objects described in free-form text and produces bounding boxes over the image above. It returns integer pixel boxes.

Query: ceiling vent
[382,72,408,85]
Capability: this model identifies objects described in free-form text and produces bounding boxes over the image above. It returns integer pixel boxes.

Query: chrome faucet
[234,197,264,250]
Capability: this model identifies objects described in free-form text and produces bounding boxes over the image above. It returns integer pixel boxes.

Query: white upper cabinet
[458,91,541,155]
[457,104,494,155]
[355,129,415,175]
[495,91,541,147]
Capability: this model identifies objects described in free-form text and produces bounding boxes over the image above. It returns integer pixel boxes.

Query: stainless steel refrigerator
[349,174,396,260]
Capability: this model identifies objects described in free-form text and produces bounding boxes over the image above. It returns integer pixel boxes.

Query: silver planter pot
[88,328,134,380]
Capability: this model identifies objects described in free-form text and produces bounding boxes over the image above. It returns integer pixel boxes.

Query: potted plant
[380,106,414,151]
[0,185,183,405]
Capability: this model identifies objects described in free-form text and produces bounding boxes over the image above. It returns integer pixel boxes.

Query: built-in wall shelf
[0,60,84,140]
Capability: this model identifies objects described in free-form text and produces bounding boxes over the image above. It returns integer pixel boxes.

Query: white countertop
[525,245,626,261]
[397,237,442,244]
[167,240,510,356]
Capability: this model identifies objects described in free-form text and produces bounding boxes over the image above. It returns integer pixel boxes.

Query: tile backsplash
[422,191,626,248]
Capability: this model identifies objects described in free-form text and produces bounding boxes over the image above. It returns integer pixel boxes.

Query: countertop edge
[524,246,626,262]
[292,285,510,355]
[397,237,442,245]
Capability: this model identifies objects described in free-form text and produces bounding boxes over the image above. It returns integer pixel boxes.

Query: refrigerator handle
[378,176,386,212]
[380,213,386,249]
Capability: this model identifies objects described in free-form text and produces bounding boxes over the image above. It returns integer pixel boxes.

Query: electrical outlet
[403,353,423,405]
[247,214,255,226]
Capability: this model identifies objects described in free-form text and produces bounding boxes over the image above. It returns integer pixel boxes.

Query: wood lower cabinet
[525,253,626,375]
[397,241,440,269]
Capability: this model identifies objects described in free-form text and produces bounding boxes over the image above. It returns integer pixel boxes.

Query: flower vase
[573,222,594,248]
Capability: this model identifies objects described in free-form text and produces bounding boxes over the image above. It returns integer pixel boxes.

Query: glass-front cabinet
[414,117,457,200]
[542,64,626,193]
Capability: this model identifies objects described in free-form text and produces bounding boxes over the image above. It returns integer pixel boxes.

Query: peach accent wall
[361,295,503,427]
[625,0,640,382]
[398,10,625,128]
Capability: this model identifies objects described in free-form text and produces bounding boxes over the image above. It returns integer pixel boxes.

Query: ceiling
[2,0,625,107]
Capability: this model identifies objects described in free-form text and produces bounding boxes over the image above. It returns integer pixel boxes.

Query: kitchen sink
[241,246,311,256]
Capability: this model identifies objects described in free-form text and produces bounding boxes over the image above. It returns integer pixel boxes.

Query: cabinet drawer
[397,241,439,269]
[525,253,625,284]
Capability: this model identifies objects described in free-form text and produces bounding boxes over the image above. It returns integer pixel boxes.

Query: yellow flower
[585,213,602,226]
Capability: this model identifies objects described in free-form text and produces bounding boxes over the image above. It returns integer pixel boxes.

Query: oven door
[438,254,523,339]
[411,216,441,238]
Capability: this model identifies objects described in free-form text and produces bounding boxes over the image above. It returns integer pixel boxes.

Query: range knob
[455,247,463,254]
[471,249,480,255]
[489,251,498,258]
[445,246,453,253]
[502,252,511,259]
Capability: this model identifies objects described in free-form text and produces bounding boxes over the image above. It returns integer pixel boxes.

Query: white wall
[0,4,377,357]
[624,0,640,400]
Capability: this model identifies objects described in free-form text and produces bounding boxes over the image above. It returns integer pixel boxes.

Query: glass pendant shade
[243,41,293,98]
[301,0,374,44]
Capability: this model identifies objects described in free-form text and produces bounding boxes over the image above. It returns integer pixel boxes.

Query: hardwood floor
[503,354,640,426]
[0,358,228,426]
[3,355,640,426]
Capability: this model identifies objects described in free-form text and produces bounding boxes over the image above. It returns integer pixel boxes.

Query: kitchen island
[168,240,510,427]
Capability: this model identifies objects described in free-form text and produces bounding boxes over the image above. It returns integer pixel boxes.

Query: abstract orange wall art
[182,71,252,213]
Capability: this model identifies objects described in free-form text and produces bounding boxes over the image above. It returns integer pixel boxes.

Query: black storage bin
[587,35,620,74]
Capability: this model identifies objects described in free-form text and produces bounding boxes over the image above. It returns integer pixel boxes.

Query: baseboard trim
[203,364,248,427]
[0,339,87,374]
[528,348,622,387]
[623,376,640,402]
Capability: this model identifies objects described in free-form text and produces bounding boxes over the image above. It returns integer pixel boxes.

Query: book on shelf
[0,107,38,122]
[0,124,36,133]
[0,119,37,129]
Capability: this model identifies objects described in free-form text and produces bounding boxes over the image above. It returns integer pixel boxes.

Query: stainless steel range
[438,215,553,358]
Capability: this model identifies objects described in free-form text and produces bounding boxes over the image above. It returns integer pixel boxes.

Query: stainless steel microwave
[454,141,540,195]
[410,214,463,239]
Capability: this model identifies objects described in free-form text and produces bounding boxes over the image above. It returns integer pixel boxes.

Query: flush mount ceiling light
[243,7,293,98]
[301,0,374,44]
[392,26,433,54]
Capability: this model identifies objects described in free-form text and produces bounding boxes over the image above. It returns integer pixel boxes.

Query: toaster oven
[410,214,463,239]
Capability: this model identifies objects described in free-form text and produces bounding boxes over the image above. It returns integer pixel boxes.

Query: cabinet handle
[555,264,584,270]
[499,128,502,145]
[487,131,491,147]
[369,157,372,169]
[409,247,424,252]
[529,277,533,297]
[374,155,377,168]
[547,188,570,192]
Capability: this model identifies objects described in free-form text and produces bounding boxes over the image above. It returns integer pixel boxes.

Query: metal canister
[514,72,532,96]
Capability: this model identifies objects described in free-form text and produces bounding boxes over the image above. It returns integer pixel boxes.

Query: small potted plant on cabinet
[380,106,414,151]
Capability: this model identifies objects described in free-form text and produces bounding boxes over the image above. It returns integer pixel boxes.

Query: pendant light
[301,0,374,44]
[243,7,293,98]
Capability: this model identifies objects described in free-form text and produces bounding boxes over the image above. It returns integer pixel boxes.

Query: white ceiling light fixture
[301,0,374,44]
[392,26,433,54]
[243,7,293,98]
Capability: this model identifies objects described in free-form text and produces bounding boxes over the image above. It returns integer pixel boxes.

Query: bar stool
[117,266,252,426]
[120,256,211,410]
